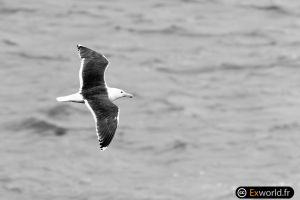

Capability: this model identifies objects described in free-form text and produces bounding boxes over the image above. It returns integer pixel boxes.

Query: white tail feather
[56,93,84,103]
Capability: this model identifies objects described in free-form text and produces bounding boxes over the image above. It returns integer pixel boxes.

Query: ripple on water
[2,39,18,46]
[165,140,188,152]
[8,51,69,62]
[0,7,36,15]
[156,63,275,76]
[45,104,75,118]
[15,116,67,136]
[114,24,212,38]
[141,97,185,115]
[242,4,291,15]
[269,122,300,132]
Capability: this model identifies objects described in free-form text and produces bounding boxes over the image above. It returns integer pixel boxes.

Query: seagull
[56,44,133,150]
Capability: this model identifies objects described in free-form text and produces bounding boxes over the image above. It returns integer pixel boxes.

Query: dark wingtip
[99,146,108,151]
[76,44,107,60]
[77,44,83,50]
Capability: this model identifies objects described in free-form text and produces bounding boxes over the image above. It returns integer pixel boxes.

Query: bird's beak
[124,92,133,98]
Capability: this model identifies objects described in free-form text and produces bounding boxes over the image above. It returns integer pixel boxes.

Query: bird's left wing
[84,95,119,150]
[77,44,109,92]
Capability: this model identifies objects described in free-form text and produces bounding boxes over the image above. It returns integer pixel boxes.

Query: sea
[1,0,300,199]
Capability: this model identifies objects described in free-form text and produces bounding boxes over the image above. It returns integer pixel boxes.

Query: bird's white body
[56,93,84,103]
[56,87,131,103]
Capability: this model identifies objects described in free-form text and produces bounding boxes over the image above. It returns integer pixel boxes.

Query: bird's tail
[56,93,84,103]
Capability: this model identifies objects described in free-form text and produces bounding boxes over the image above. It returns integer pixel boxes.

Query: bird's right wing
[84,96,119,150]
[77,45,109,92]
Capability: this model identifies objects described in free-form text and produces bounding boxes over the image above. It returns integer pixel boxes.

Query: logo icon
[236,187,247,198]
[236,188,247,198]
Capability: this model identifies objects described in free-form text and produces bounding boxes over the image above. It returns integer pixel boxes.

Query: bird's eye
[121,91,123,93]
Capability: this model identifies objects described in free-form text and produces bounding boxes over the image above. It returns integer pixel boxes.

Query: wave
[168,140,188,151]
[245,4,291,15]
[66,10,107,19]
[156,63,275,75]
[269,122,300,132]
[114,25,214,38]
[157,140,190,159]
[8,52,69,61]
[16,116,67,136]
[142,97,185,115]
[45,104,74,118]
[2,39,18,46]
[0,7,36,15]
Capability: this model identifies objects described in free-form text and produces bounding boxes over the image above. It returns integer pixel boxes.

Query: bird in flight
[56,45,133,150]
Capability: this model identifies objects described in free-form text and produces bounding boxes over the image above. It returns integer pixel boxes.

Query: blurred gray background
[1,0,300,199]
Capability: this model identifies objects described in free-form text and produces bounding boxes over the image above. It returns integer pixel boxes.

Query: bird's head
[107,87,133,101]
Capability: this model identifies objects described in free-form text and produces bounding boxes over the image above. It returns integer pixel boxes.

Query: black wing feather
[77,45,109,92]
[85,96,119,150]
